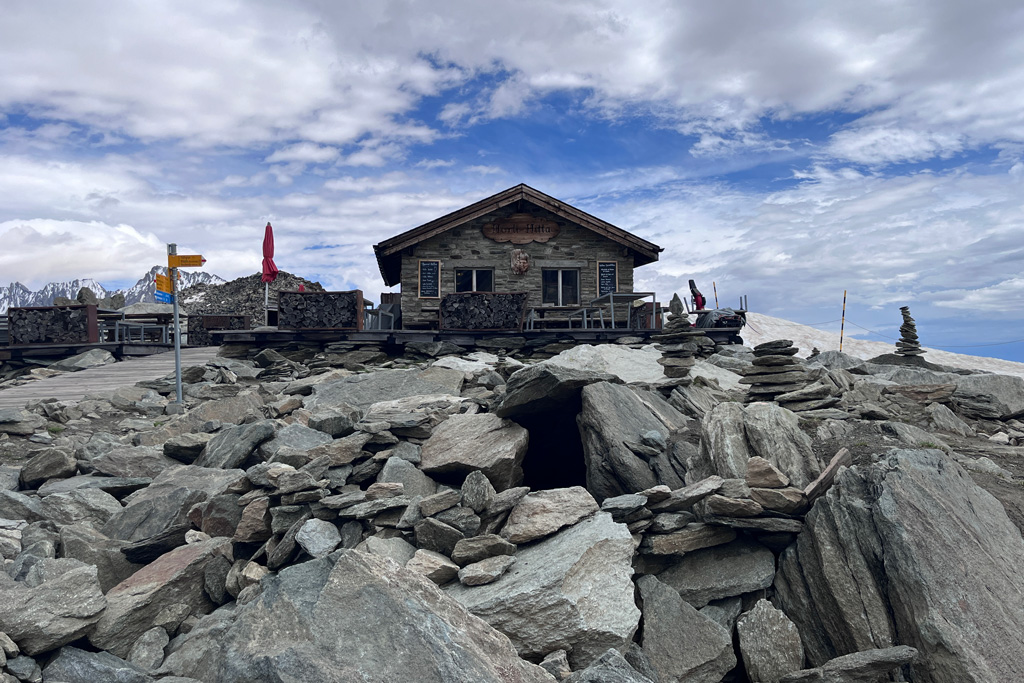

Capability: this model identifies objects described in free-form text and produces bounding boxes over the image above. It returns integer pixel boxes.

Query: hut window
[455,268,494,292]
[542,269,579,306]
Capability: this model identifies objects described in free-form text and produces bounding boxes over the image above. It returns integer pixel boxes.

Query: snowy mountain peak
[0,266,226,313]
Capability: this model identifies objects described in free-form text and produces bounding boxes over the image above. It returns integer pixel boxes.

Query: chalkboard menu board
[598,261,618,296]
[418,260,440,299]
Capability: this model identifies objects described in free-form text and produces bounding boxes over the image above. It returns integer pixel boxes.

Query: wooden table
[589,292,656,330]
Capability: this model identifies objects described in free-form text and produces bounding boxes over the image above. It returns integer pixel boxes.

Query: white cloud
[265,143,340,164]
[0,219,165,286]
[828,127,966,165]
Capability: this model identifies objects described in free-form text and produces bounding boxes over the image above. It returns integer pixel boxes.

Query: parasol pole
[265,282,269,325]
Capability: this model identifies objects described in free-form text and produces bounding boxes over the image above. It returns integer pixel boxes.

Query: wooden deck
[212,328,656,346]
[0,341,174,362]
[0,347,220,410]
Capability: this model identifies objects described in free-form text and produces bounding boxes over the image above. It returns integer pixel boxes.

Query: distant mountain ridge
[0,266,226,313]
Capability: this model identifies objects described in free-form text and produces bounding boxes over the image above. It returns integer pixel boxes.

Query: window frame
[541,268,580,306]
[454,267,495,293]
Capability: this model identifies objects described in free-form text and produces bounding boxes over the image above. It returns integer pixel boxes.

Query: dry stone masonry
[651,293,705,383]
[0,331,1022,681]
[896,305,925,357]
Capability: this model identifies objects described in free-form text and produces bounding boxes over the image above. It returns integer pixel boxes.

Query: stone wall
[399,202,637,328]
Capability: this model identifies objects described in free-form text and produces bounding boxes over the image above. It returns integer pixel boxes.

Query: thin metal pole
[839,290,847,352]
[168,243,183,404]
[712,281,719,308]
[265,282,269,325]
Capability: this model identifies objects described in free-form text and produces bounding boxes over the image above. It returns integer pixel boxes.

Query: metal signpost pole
[168,243,183,404]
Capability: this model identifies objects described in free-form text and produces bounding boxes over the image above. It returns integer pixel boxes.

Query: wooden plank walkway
[0,348,220,409]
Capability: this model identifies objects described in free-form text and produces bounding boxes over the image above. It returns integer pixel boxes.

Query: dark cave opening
[515,408,589,491]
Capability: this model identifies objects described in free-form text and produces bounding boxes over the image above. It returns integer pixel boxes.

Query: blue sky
[1,0,1023,360]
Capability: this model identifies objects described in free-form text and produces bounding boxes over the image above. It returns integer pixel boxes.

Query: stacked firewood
[8,306,93,345]
[188,315,251,347]
[279,291,361,330]
[440,292,528,331]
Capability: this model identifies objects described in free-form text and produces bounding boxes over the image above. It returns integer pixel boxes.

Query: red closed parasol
[261,222,279,283]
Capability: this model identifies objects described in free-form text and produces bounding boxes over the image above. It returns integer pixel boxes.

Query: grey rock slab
[19,449,77,489]
[451,534,517,566]
[637,574,736,683]
[448,512,639,669]
[659,539,776,609]
[419,489,461,517]
[494,363,619,419]
[38,487,123,527]
[741,402,821,488]
[5,654,42,682]
[89,537,232,658]
[194,420,275,469]
[0,408,45,436]
[295,518,341,558]
[307,402,362,437]
[0,564,106,656]
[778,646,917,683]
[696,401,753,481]
[102,466,245,543]
[157,549,553,682]
[305,368,462,412]
[578,382,690,501]
[775,449,1024,681]
[413,517,464,556]
[37,474,150,499]
[162,433,214,464]
[0,465,20,491]
[87,445,180,479]
[42,645,154,683]
[136,392,265,447]
[500,486,599,543]
[378,455,438,499]
[360,535,417,566]
[457,554,516,586]
[649,476,724,512]
[564,648,655,683]
[639,522,736,556]
[127,626,170,672]
[461,469,496,513]
[746,456,791,488]
[49,348,117,372]
[406,548,460,585]
[952,373,1024,419]
[257,422,332,460]
[420,413,528,491]
[737,599,804,683]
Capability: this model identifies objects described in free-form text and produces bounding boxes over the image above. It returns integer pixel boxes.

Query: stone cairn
[740,340,810,403]
[741,340,841,412]
[895,306,925,357]
[651,293,705,384]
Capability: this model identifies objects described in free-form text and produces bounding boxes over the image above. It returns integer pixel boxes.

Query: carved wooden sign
[483,213,560,244]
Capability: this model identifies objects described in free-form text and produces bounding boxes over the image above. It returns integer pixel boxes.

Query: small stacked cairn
[651,293,706,384]
[895,305,925,357]
[740,340,810,403]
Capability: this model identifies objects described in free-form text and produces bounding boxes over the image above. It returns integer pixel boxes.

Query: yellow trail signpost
[168,254,206,268]
[166,244,206,404]
[154,274,172,293]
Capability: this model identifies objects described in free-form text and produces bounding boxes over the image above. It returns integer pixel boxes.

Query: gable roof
[373,183,663,286]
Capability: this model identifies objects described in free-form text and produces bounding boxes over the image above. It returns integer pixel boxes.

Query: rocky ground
[0,335,1022,682]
